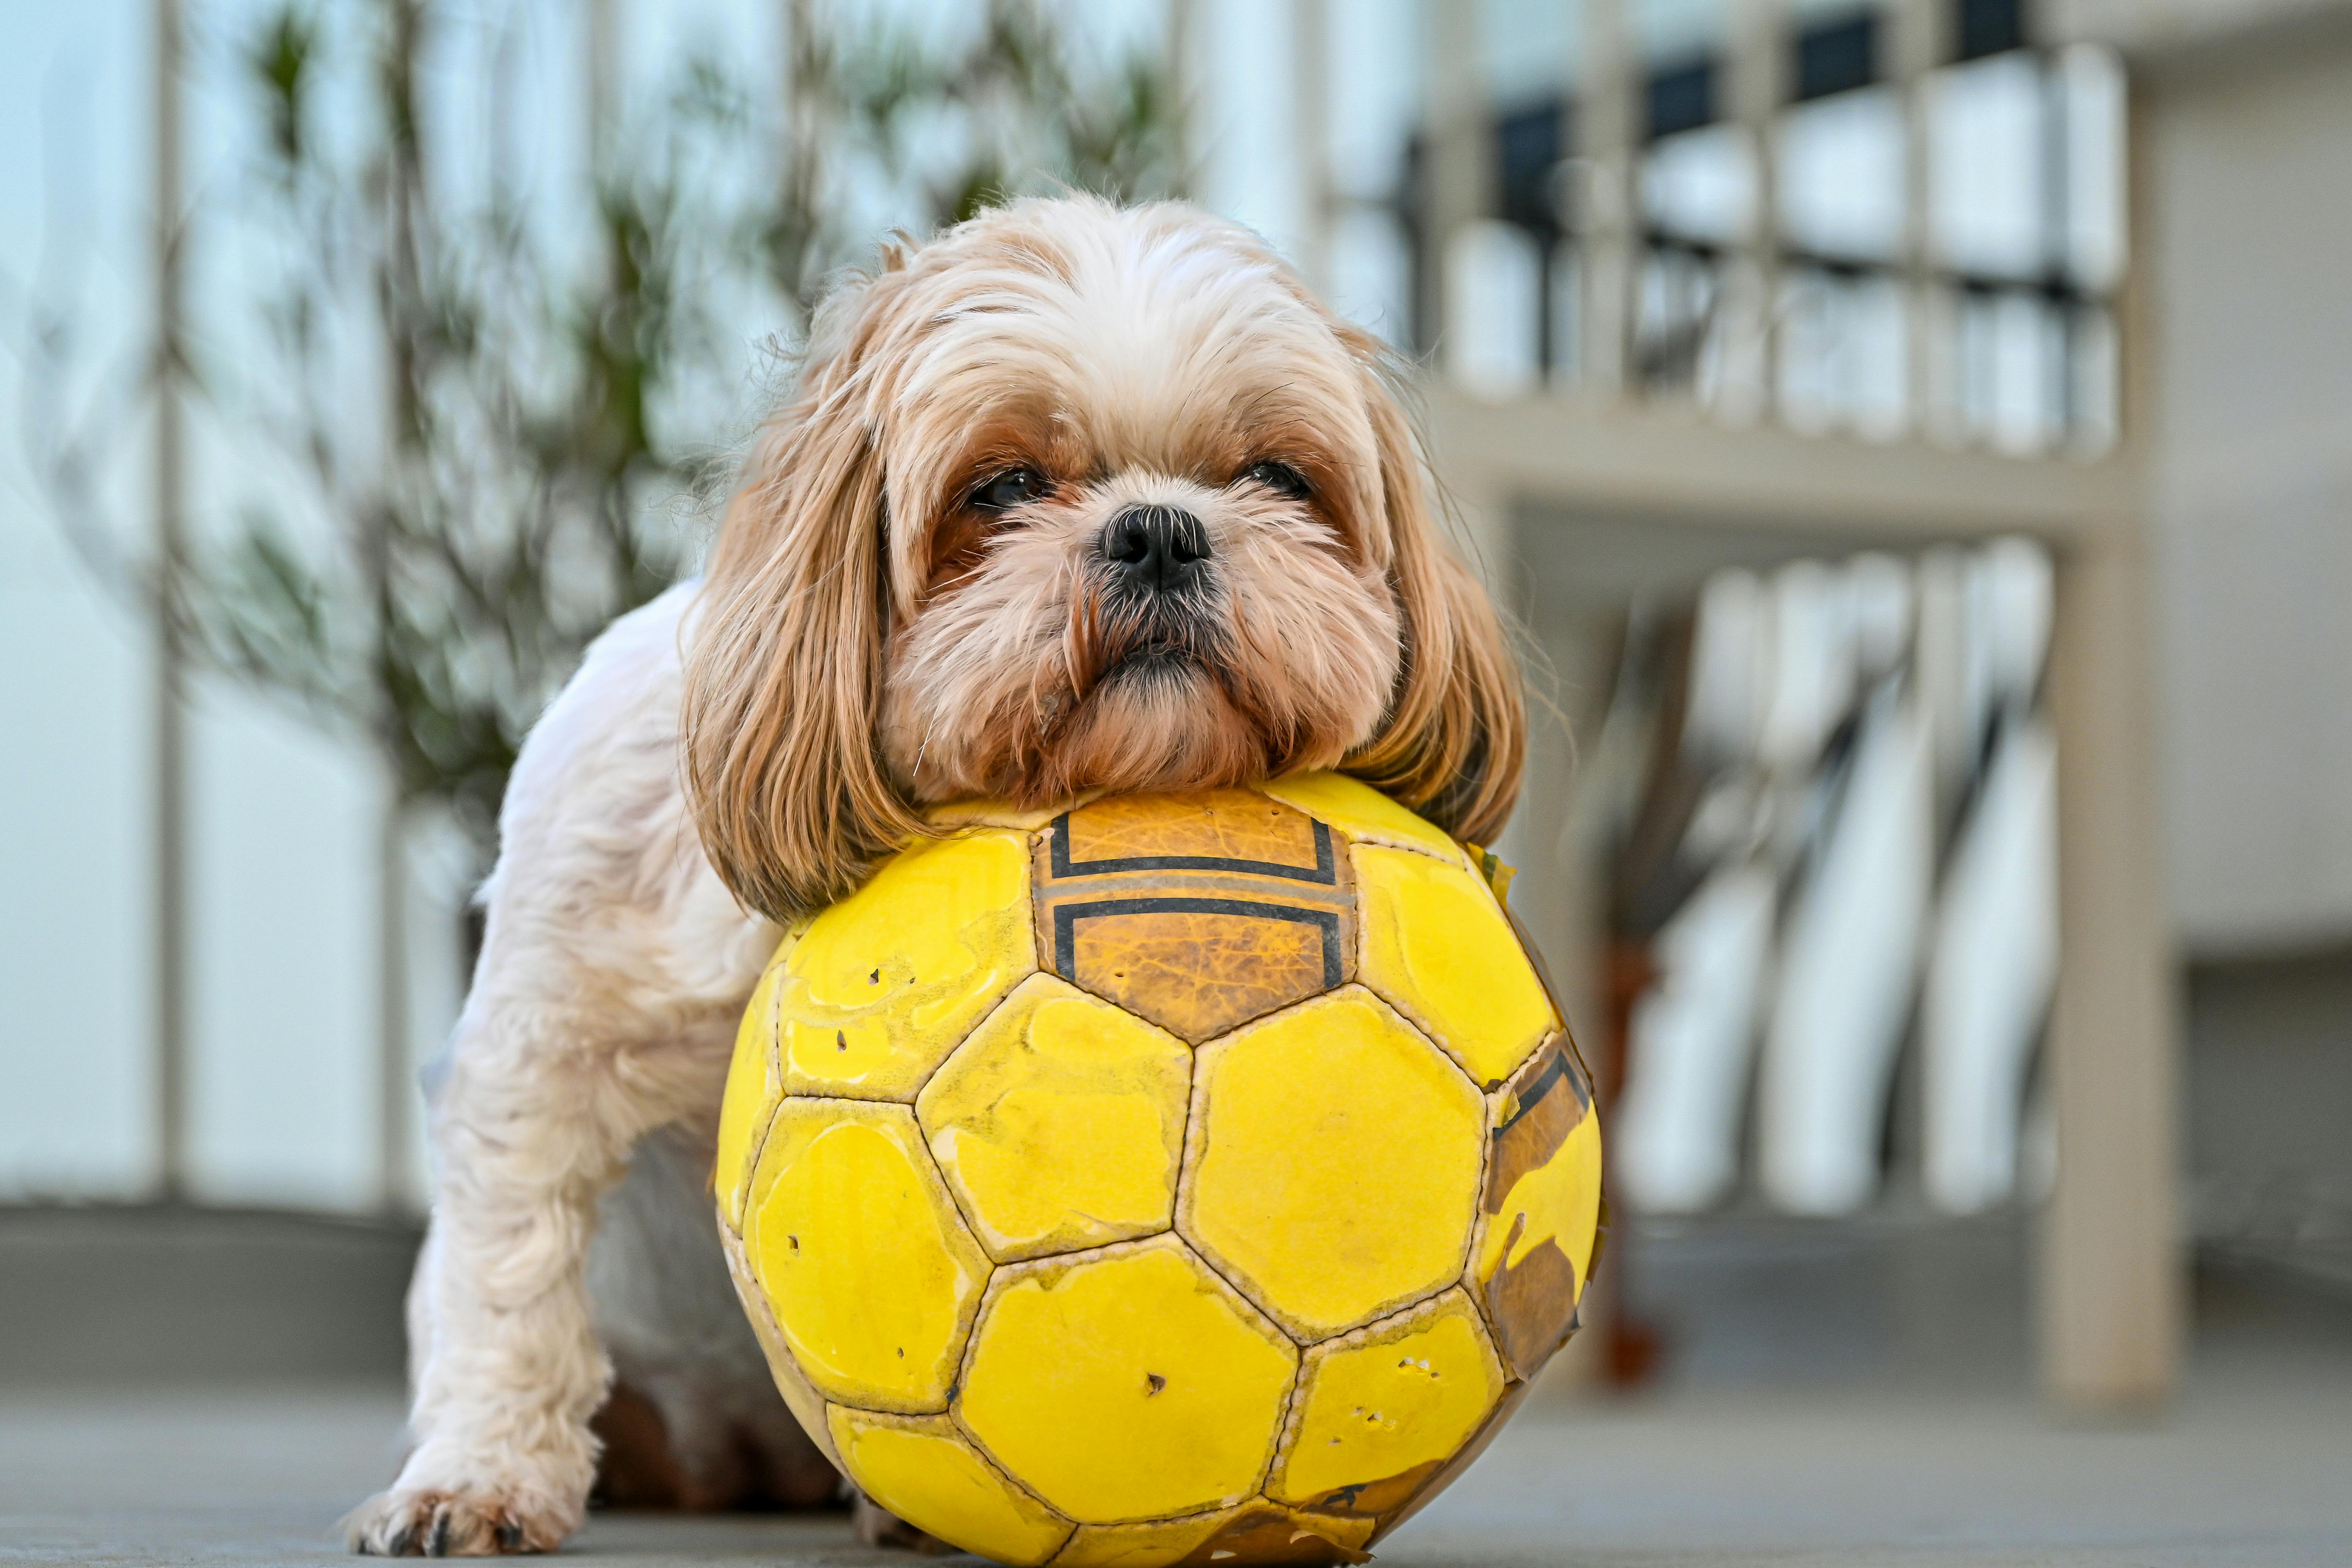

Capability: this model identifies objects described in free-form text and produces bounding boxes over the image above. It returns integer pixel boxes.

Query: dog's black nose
[1102,506,1211,593]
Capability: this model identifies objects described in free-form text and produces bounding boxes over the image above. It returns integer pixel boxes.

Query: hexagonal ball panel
[1056,787,1334,871]
[1178,987,1486,1342]
[1470,1039,1603,1379]
[826,1406,1072,1567]
[1255,772,1469,866]
[1266,1289,1504,1518]
[777,829,1036,1101]
[1032,789,1355,1044]
[1053,1499,1375,1567]
[743,1099,992,1413]
[916,972,1192,1263]
[955,1235,1297,1525]
[1352,844,1558,1091]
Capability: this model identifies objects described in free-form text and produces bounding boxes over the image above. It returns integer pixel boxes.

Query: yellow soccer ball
[713,773,1603,1567]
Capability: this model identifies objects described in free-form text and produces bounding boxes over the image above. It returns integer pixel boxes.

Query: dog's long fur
[347,197,1522,1557]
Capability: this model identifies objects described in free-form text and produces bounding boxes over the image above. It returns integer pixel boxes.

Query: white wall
[1,0,424,1208]
[2143,30,2352,954]
[2,0,169,1200]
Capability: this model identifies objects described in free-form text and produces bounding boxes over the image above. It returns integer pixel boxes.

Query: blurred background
[3,0,2351,1560]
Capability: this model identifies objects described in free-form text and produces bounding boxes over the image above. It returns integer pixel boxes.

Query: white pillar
[1290,0,1332,296]
[1426,0,1489,363]
[1578,0,1637,397]
[150,0,190,1203]
[2042,522,2182,1410]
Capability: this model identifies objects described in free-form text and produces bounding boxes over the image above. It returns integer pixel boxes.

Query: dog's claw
[346,1487,568,1557]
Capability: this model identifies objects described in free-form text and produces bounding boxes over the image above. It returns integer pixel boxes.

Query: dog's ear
[682,284,925,923]
[1341,370,1526,848]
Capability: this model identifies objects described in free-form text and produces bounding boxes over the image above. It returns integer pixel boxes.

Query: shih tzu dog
[346,195,1523,1557]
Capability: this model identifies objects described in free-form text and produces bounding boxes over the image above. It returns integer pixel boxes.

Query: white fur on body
[347,585,788,1556]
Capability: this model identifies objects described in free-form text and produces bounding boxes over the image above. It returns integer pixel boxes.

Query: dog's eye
[973,468,1049,511]
[1241,460,1311,501]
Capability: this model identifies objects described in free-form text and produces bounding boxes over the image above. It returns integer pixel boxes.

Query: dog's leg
[346,984,700,1554]
[346,587,777,1556]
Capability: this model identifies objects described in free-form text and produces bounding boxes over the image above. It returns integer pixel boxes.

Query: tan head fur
[682,196,1522,922]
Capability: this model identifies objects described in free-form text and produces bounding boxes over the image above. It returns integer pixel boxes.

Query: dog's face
[869,221,1403,807]
[686,198,1521,920]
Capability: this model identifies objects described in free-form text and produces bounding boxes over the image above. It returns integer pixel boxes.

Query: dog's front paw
[344,1485,574,1557]
[852,1491,957,1555]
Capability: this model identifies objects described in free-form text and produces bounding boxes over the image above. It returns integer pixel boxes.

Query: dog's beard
[1066,574,1228,702]
[1034,577,1269,800]
[1045,658,1266,802]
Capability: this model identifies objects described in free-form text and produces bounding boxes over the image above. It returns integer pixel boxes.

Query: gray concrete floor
[5,1350,2350,1568]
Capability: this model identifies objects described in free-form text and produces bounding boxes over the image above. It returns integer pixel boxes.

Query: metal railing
[1353,0,2121,455]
